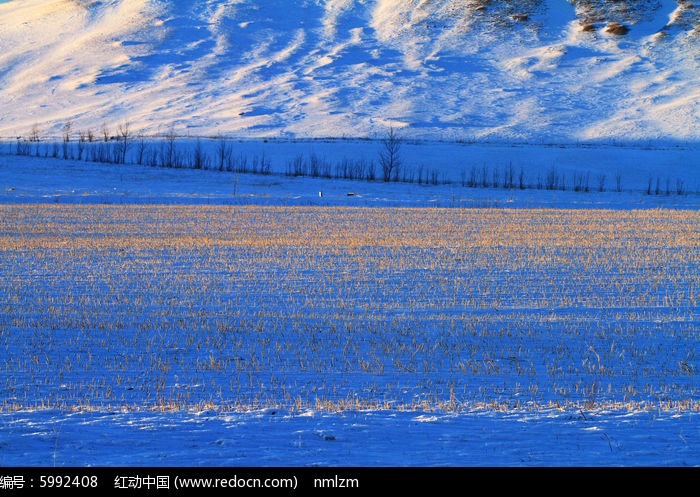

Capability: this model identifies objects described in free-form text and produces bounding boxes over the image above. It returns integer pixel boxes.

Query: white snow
[0,0,697,141]
[0,0,698,470]
[0,151,698,468]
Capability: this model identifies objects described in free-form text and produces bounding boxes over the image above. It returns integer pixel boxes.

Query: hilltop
[0,0,698,143]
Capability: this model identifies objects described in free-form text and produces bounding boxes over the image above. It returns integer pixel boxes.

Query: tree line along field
[0,204,698,414]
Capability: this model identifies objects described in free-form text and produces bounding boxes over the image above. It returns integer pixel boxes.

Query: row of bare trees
[17,121,133,164]
[12,122,408,181]
[11,122,694,196]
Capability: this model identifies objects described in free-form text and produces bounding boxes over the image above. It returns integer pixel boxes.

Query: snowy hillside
[0,0,698,142]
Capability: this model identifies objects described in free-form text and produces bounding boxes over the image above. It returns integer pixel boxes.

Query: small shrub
[605,22,629,35]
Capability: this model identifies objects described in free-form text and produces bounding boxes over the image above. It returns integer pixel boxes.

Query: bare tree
[597,173,606,193]
[161,128,178,168]
[676,178,685,196]
[379,126,402,182]
[62,121,72,159]
[28,124,41,156]
[29,123,40,143]
[615,172,623,192]
[192,138,210,170]
[216,134,232,171]
[15,136,29,156]
[115,121,131,164]
[136,133,148,166]
[504,163,515,189]
[77,130,88,160]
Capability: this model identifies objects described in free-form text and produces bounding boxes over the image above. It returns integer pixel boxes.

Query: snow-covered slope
[0,0,697,142]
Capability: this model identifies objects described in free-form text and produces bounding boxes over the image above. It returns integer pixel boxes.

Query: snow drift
[0,0,698,142]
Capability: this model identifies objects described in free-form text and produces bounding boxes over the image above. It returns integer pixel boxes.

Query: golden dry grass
[0,205,698,413]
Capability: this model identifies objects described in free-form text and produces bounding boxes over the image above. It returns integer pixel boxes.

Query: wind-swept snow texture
[0,0,698,142]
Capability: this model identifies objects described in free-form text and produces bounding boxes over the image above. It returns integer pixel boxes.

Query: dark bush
[605,22,629,35]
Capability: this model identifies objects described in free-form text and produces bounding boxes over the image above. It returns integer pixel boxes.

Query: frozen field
[0,0,698,472]
[0,148,698,468]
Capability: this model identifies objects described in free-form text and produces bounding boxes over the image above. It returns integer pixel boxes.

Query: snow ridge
[0,0,697,142]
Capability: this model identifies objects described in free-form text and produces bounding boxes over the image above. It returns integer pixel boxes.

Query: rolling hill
[0,0,698,143]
